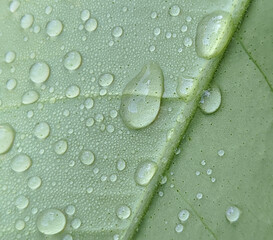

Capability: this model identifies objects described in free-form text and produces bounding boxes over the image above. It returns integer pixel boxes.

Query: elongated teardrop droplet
[196,11,233,59]
[120,62,164,129]
[134,161,157,186]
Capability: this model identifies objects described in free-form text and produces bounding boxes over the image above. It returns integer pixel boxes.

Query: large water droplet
[85,18,98,32]
[46,20,63,37]
[196,11,233,59]
[0,124,15,154]
[116,205,131,220]
[11,154,32,172]
[199,86,221,114]
[30,62,50,83]
[134,161,157,186]
[34,122,50,139]
[36,209,66,235]
[176,76,198,102]
[80,150,95,165]
[226,206,240,223]
[64,51,82,70]
[22,90,39,104]
[99,73,114,87]
[54,140,68,155]
[20,14,34,29]
[120,62,164,129]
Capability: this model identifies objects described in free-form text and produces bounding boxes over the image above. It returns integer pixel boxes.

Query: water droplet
[218,149,225,156]
[28,176,42,190]
[153,27,161,36]
[135,161,157,186]
[36,209,66,235]
[15,195,29,209]
[151,11,157,19]
[196,193,203,200]
[15,219,25,231]
[112,26,123,38]
[178,210,190,222]
[201,160,206,166]
[71,218,81,229]
[30,62,50,83]
[9,0,20,13]
[117,159,126,171]
[160,176,167,185]
[199,86,221,114]
[110,174,117,182]
[195,171,200,176]
[46,20,63,37]
[80,150,95,165]
[106,125,115,133]
[64,51,82,70]
[169,5,181,17]
[54,140,68,155]
[45,6,53,15]
[85,18,98,32]
[20,14,34,29]
[63,234,73,240]
[65,205,75,216]
[84,98,94,109]
[99,73,114,87]
[226,206,240,223]
[0,124,15,154]
[196,11,233,59]
[176,76,198,102]
[22,90,39,104]
[81,9,90,21]
[86,118,94,127]
[6,79,17,90]
[113,234,120,240]
[120,62,164,129]
[207,169,212,175]
[5,51,16,63]
[181,25,187,33]
[116,205,131,220]
[34,122,50,139]
[65,85,80,98]
[175,224,184,233]
[11,154,32,172]
[183,37,193,47]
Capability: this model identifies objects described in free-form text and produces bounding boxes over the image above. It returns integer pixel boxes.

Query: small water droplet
[85,18,98,32]
[201,160,206,166]
[153,27,161,36]
[226,206,240,223]
[6,79,17,90]
[5,51,16,63]
[183,37,193,47]
[45,6,53,15]
[113,234,120,240]
[20,14,34,29]
[207,169,212,175]
[195,171,200,176]
[30,62,50,83]
[80,150,95,165]
[11,154,32,172]
[160,176,167,185]
[99,73,114,87]
[46,20,63,37]
[63,234,73,240]
[134,161,157,186]
[176,76,198,102]
[196,193,203,200]
[84,98,94,109]
[196,11,233,59]
[15,219,25,231]
[34,122,50,139]
[117,159,126,171]
[178,210,190,222]
[112,26,123,38]
[199,86,221,114]
[86,118,94,127]
[116,205,131,220]
[54,140,68,155]
[65,85,80,98]
[71,218,81,229]
[181,25,187,33]
[86,187,93,193]
[15,195,29,210]
[169,5,181,17]
[28,176,42,190]
[81,9,90,21]
[22,90,39,104]
[9,0,20,13]
[110,109,118,118]
[64,51,82,70]
[65,205,75,216]
[36,209,66,235]
[175,224,184,233]
[218,149,225,156]
[120,62,164,129]
[0,124,15,154]
[151,11,157,19]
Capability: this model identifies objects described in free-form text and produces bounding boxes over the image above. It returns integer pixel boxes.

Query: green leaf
[0,0,255,240]
[135,0,273,239]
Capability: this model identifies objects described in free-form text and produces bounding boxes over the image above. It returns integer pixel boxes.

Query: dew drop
[15,219,25,231]
[116,205,131,220]
[71,218,81,229]
[218,149,225,156]
[153,27,161,36]
[30,62,50,83]
[11,154,32,172]
[45,6,53,15]
[54,140,68,155]
[0,124,15,154]
[120,62,164,129]
[85,18,98,32]
[175,224,184,233]
[9,0,20,13]
[28,176,42,190]
[65,85,80,98]
[99,73,114,87]
[6,79,17,90]
[178,209,190,222]
[176,76,198,102]
[80,150,95,165]
[20,14,34,29]
[34,122,50,139]
[65,205,75,216]
[117,159,126,171]
[226,206,240,223]
[86,118,94,127]
[36,209,66,235]
[46,20,63,37]
[15,195,29,210]
[5,51,16,63]
[183,37,193,47]
[181,25,187,33]
[169,5,181,17]
[199,86,221,114]
[64,51,82,70]
[134,161,157,186]
[63,234,73,240]
[196,193,203,200]
[112,26,123,38]
[196,11,233,59]
[84,98,94,109]
[81,9,90,21]
[22,90,39,104]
